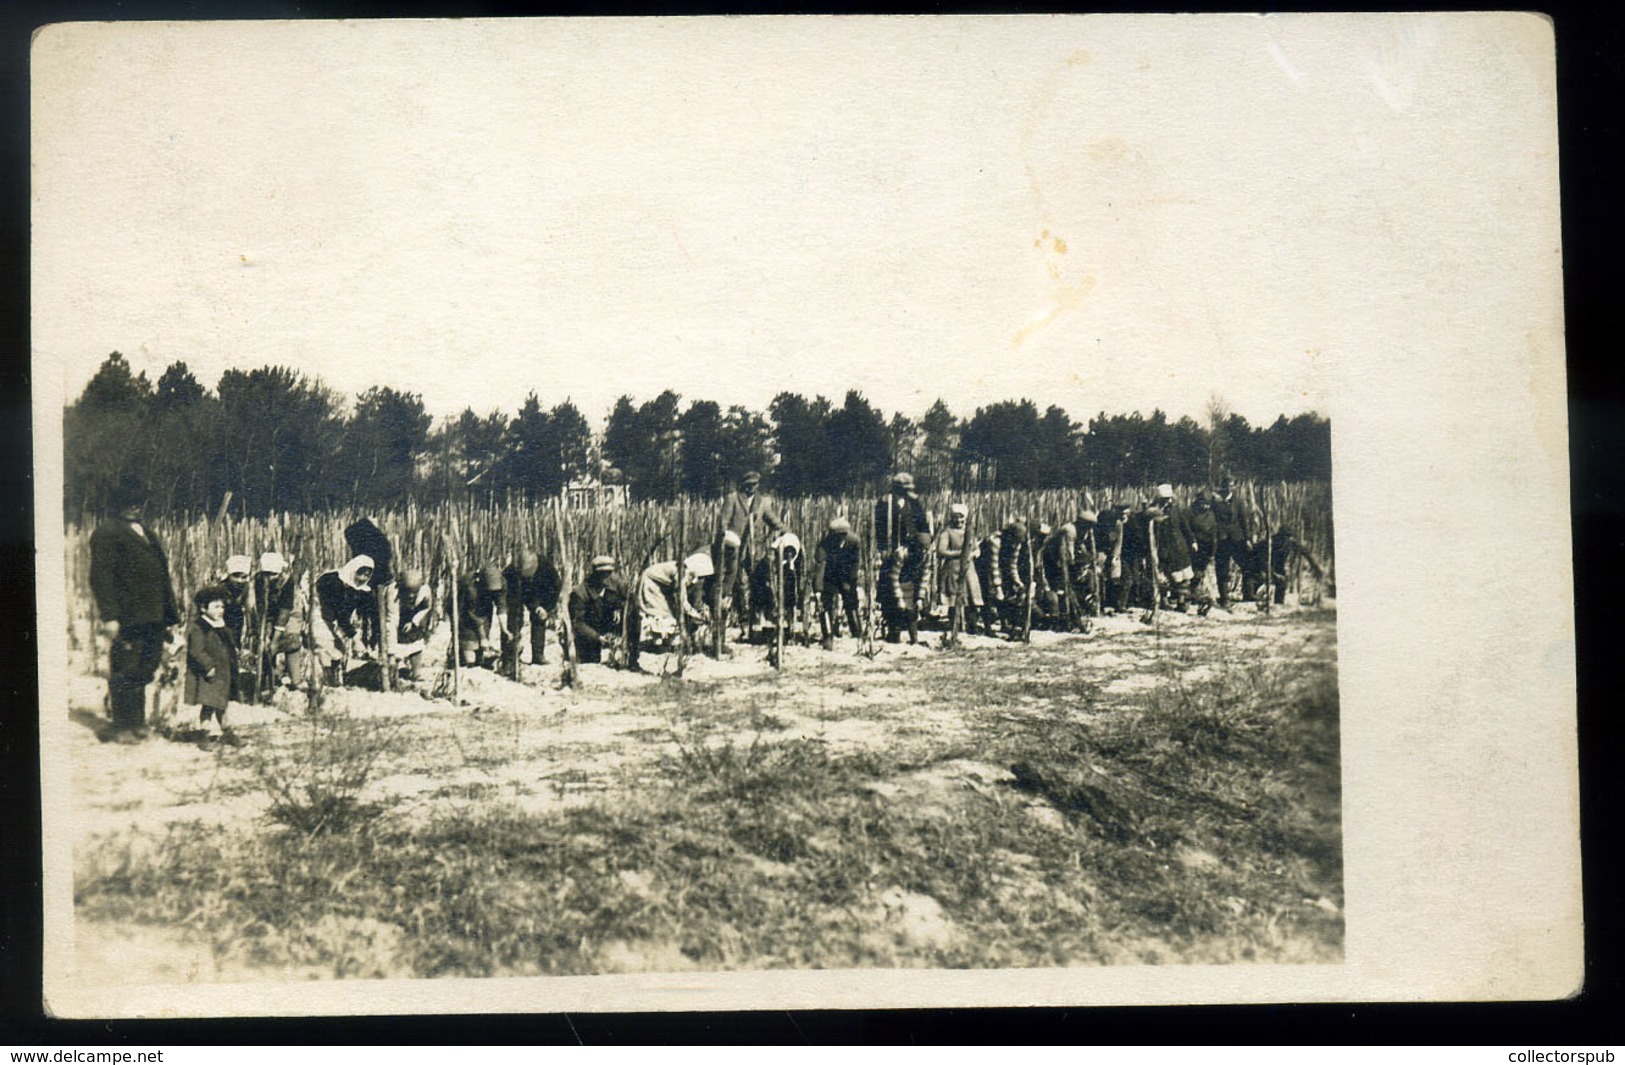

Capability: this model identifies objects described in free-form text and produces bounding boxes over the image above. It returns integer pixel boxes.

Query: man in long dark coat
[1209,475,1255,607]
[874,472,932,643]
[89,476,180,741]
[1149,483,1207,613]
[813,517,863,648]
[716,470,785,643]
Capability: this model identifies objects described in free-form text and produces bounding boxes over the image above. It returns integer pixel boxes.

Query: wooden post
[1147,509,1162,631]
[444,531,461,706]
[860,505,878,658]
[305,561,323,711]
[711,529,724,660]
[1020,528,1036,644]
[1087,525,1103,619]
[253,567,271,704]
[771,534,784,670]
[553,503,579,689]
[675,501,688,675]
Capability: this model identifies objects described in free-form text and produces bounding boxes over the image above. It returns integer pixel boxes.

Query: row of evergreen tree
[64,352,1332,519]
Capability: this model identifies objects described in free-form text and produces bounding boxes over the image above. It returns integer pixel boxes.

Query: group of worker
[87,470,1322,744]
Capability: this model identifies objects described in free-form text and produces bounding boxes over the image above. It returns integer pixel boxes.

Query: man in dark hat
[1210,474,1255,608]
[502,548,562,675]
[89,475,180,742]
[997,517,1035,637]
[874,472,932,643]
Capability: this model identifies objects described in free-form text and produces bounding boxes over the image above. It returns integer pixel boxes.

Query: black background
[1,0,1619,1045]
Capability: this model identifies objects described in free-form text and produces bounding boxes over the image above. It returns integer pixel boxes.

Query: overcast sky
[32,15,1471,428]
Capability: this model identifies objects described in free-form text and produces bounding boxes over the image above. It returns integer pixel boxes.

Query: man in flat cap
[716,470,785,644]
[569,555,635,668]
[89,475,179,741]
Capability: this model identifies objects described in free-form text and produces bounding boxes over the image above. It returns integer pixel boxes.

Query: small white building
[564,477,630,509]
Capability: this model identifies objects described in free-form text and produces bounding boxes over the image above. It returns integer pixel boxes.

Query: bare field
[67,603,1342,982]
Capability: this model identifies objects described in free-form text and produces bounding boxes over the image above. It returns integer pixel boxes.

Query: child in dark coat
[186,585,236,741]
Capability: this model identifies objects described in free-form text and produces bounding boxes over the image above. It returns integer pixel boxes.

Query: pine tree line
[64,351,1332,519]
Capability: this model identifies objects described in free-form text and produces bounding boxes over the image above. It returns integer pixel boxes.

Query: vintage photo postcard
[31,13,1577,1016]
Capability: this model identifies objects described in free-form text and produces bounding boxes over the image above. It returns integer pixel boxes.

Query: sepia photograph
[31,14,1575,1015]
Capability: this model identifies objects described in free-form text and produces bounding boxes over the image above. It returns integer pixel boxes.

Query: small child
[186,584,237,743]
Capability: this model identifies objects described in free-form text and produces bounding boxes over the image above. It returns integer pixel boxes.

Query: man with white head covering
[1146,483,1206,614]
[314,554,376,685]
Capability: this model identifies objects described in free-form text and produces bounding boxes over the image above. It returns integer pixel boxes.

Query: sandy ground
[64,598,1338,983]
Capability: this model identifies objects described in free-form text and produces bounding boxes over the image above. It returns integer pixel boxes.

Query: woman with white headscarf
[313,554,375,685]
[638,552,713,647]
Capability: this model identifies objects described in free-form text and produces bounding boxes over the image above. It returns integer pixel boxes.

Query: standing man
[1096,497,1134,613]
[974,524,1005,636]
[89,476,180,742]
[813,516,863,649]
[1149,484,1207,613]
[503,549,562,675]
[1189,492,1220,605]
[717,471,785,643]
[997,517,1034,637]
[874,472,932,644]
[936,503,983,637]
[1210,475,1255,608]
